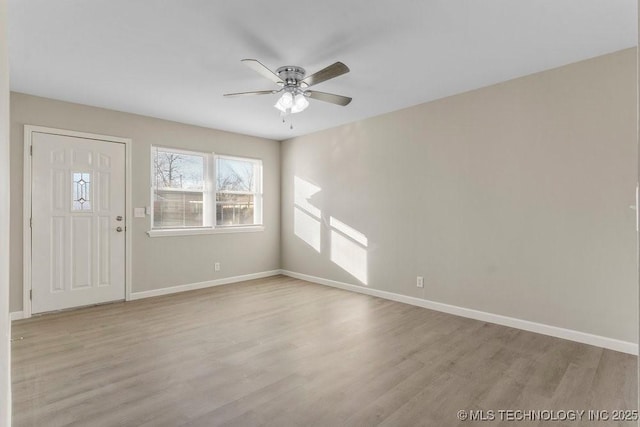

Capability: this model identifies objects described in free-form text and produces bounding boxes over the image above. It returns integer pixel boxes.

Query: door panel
[71,216,92,289]
[98,216,111,286]
[31,132,126,313]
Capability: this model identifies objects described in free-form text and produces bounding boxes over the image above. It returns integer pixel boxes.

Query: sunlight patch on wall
[294,177,321,217]
[294,176,322,252]
[294,208,321,252]
[330,217,368,285]
[330,217,368,246]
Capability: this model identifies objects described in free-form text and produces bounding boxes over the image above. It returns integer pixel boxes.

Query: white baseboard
[129,270,281,301]
[10,311,24,321]
[280,270,638,355]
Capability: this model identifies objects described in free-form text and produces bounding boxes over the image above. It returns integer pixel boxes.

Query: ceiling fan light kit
[273,90,310,115]
[224,59,352,119]
[274,91,294,113]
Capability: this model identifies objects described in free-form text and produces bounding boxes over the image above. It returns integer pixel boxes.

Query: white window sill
[147,226,265,237]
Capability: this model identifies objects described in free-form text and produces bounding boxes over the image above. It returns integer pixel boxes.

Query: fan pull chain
[280,115,294,130]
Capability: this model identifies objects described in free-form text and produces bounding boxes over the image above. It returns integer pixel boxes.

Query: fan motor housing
[276,66,306,86]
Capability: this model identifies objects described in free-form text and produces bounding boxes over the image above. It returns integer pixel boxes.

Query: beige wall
[7,49,638,347]
[0,0,11,424]
[281,48,638,343]
[9,93,281,313]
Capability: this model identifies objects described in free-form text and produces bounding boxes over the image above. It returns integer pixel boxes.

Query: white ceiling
[8,0,637,141]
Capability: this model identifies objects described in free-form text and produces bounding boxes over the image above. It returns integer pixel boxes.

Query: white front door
[31,132,126,313]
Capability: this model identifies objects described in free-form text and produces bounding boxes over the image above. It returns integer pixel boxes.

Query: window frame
[147,146,264,237]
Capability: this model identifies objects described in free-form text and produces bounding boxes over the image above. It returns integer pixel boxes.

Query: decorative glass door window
[72,172,92,211]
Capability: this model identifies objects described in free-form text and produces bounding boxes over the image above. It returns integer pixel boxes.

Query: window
[151,146,262,233]
[216,155,262,226]
[152,147,208,228]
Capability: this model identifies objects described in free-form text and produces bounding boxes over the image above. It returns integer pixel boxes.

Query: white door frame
[23,125,133,318]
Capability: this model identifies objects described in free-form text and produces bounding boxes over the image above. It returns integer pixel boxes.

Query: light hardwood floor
[12,275,637,426]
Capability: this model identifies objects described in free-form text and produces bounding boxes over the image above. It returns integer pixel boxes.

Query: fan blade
[223,90,277,97]
[306,90,352,106]
[241,59,283,84]
[301,62,349,87]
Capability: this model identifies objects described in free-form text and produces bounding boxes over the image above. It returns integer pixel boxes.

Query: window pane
[153,148,206,229]
[154,149,204,190]
[216,193,255,225]
[154,190,203,228]
[217,157,255,192]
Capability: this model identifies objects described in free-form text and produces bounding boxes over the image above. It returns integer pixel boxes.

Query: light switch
[134,207,146,218]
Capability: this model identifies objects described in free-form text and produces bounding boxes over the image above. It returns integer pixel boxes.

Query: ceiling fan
[224,59,352,115]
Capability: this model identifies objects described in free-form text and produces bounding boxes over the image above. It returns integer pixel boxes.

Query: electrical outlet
[416,276,424,288]
[214,262,220,272]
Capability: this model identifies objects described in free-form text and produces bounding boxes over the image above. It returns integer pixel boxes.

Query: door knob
[116,226,123,232]
[116,216,123,221]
